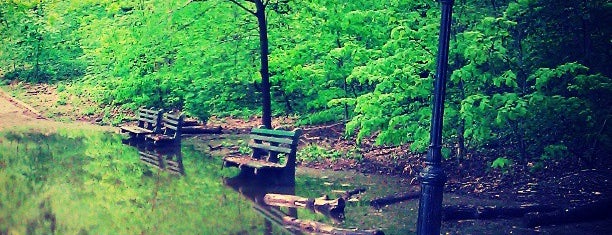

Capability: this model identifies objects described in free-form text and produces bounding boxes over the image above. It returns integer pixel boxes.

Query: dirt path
[0,88,114,132]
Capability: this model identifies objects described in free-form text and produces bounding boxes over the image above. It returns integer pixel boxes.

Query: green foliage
[1,0,610,170]
[540,144,568,161]
[491,157,513,173]
[296,106,345,126]
[0,0,86,83]
[297,144,343,162]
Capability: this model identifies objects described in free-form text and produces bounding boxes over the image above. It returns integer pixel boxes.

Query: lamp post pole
[417,0,454,234]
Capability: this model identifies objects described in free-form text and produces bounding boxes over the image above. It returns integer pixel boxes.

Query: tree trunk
[254,0,272,129]
[34,35,42,81]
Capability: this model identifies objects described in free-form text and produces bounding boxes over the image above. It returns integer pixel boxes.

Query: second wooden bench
[223,127,302,185]
[145,112,185,146]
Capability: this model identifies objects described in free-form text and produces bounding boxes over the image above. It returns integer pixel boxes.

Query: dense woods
[1,0,610,171]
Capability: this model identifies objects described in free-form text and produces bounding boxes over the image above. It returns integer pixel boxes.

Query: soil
[2,82,611,232]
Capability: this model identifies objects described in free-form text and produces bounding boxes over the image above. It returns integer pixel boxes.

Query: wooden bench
[223,127,302,185]
[145,112,184,146]
[120,108,163,137]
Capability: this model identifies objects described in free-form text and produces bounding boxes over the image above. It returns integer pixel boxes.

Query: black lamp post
[416,0,454,234]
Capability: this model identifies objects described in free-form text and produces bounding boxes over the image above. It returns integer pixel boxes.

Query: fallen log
[370,191,420,208]
[282,216,384,235]
[442,203,559,221]
[340,188,367,200]
[181,125,223,134]
[524,199,612,227]
[264,193,345,215]
[183,119,201,126]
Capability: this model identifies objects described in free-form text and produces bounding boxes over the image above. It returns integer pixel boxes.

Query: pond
[2,128,610,235]
[0,129,417,234]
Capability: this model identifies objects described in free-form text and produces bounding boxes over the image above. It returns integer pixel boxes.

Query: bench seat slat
[223,156,285,169]
[120,126,154,134]
[250,134,295,145]
[248,142,293,154]
[138,117,158,123]
[163,117,180,125]
[139,112,158,119]
[251,128,297,137]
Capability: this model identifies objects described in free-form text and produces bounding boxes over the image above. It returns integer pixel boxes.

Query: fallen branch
[442,203,559,221]
[282,216,384,235]
[340,188,367,200]
[524,199,612,227]
[182,119,201,126]
[181,125,223,134]
[264,193,345,215]
[207,144,223,151]
[370,190,420,208]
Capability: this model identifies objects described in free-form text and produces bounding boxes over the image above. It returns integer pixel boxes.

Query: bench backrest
[249,127,302,169]
[137,108,163,133]
[161,112,184,142]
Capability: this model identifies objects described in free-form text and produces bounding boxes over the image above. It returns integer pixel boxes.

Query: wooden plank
[223,156,284,168]
[250,134,294,145]
[138,117,158,123]
[249,142,293,154]
[251,128,297,137]
[139,112,159,120]
[139,152,163,167]
[120,126,153,134]
[163,117,180,125]
[146,134,175,142]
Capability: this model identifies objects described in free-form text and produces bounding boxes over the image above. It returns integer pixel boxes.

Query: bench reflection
[122,138,184,175]
[224,176,301,235]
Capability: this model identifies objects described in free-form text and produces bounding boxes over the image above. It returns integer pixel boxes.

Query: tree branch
[227,0,257,15]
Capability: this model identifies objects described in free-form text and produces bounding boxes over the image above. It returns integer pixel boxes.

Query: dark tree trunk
[254,0,272,129]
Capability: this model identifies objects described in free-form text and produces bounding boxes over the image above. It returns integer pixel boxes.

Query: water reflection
[224,176,301,235]
[224,175,352,234]
[122,138,184,175]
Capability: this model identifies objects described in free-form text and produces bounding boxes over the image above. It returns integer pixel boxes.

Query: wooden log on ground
[524,199,612,227]
[264,193,345,214]
[442,203,559,221]
[183,119,201,126]
[181,125,223,134]
[282,216,384,235]
[370,191,420,208]
[340,188,367,200]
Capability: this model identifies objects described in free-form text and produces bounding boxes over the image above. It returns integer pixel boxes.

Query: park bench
[145,112,184,146]
[120,108,163,138]
[222,127,302,185]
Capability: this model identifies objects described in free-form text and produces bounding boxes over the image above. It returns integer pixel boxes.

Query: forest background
[0,0,610,172]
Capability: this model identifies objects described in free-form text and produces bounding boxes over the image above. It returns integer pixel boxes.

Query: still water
[0,129,417,234]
